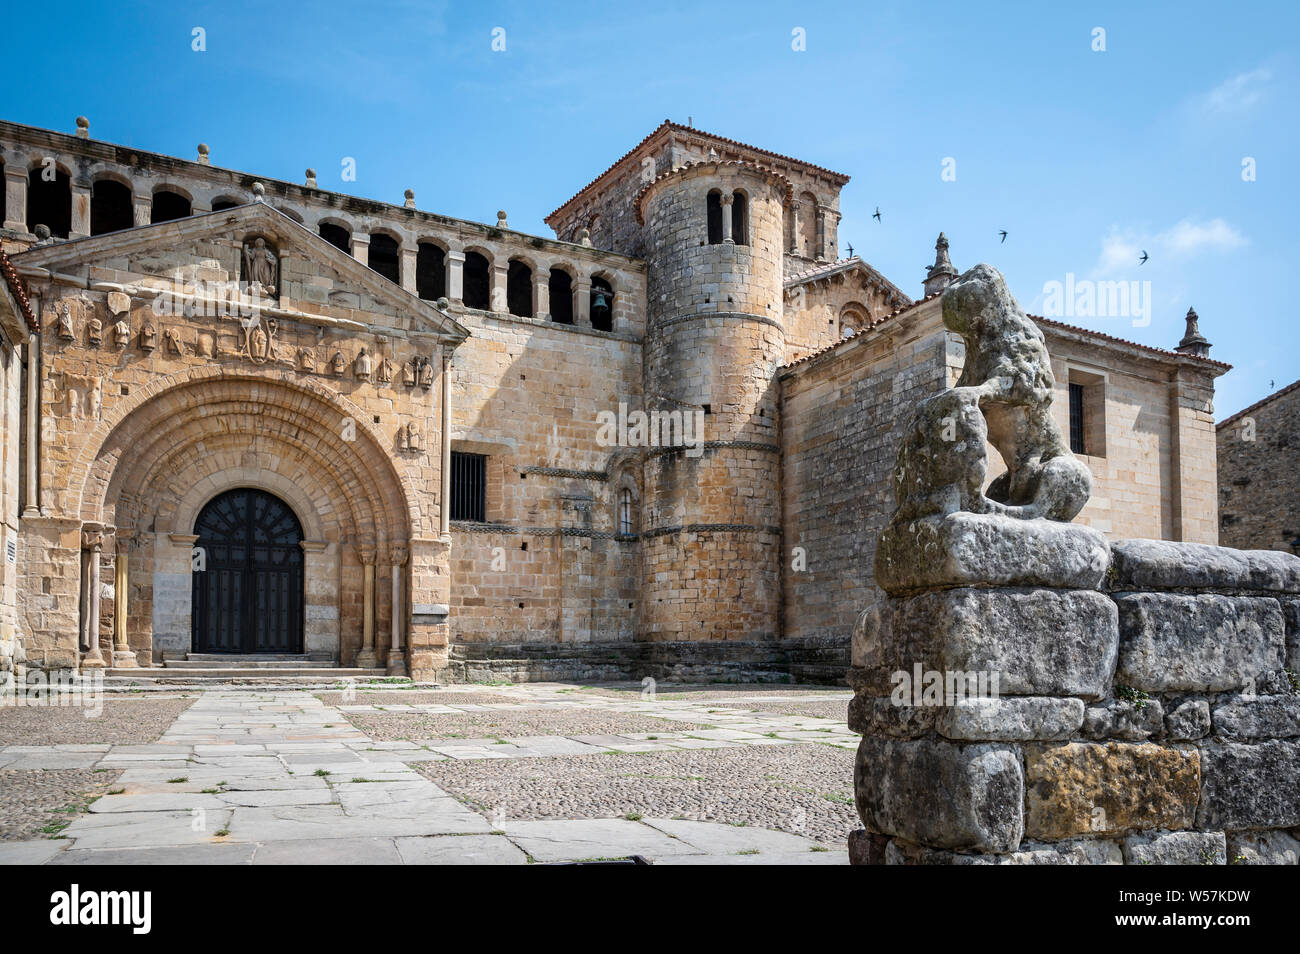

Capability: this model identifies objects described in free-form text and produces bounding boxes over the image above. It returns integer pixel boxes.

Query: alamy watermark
[1041,273,1151,327]
[596,402,705,458]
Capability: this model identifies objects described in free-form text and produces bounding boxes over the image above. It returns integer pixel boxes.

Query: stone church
[0,116,1228,686]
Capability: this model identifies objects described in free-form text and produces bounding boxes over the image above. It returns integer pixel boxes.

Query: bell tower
[634,159,788,641]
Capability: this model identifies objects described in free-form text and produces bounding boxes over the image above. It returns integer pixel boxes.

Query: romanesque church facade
[0,117,1227,685]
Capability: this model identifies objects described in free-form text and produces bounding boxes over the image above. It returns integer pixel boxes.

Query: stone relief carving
[113,319,130,349]
[376,356,393,384]
[163,327,185,356]
[61,372,102,420]
[87,311,103,346]
[401,361,416,387]
[418,358,434,389]
[239,316,277,364]
[243,236,278,296]
[355,347,372,380]
[298,348,315,372]
[56,301,75,340]
[139,323,157,353]
[399,422,422,452]
[331,351,346,376]
[196,332,215,358]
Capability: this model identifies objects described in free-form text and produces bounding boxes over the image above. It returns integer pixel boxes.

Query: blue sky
[4,0,1294,416]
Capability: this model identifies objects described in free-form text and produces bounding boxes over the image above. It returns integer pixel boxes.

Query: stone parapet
[850,539,1300,864]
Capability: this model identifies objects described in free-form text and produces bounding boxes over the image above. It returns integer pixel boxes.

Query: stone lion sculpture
[891,264,1091,523]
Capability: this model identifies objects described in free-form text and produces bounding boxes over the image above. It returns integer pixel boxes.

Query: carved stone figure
[240,316,276,364]
[355,347,372,379]
[331,351,346,376]
[243,237,278,295]
[163,327,185,356]
[57,302,75,340]
[376,356,393,384]
[874,264,1105,595]
[196,332,215,357]
[298,348,315,372]
[140,323,157,352]
[113,319,130,348]
[402,361,416,386]
[62,373,101,420]
[417,357,434,389]
[87,312,103,346]
[403,422,421,452]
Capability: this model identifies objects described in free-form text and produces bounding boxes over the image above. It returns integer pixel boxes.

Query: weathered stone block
[1083,698,1164,741]
[855,737,1023,852]
[845,690,935,738]
[847,828,888,865]
[885,837,1121,865]
[1226,829,1300,865]
[1198,740,1300,830]
[1122,830,1226,865]
[1109,540,1300,594]
[1115,593,1285,692]
[1213,695,1300,740]
[855,587,1118,699]
[875,512,1110,595]
[936,696,1084,741]
[1023,742,1199,839]
[1164,700,1211,741]
[1285,599,1300,674]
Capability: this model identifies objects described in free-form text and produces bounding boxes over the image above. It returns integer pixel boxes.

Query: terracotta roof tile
[547,120,850,225]
[1032,315,1232,370]
[783,255,911,306]
[0,249,37,332]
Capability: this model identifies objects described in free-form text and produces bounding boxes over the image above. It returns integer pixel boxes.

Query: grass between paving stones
[0,768,124,841]
[415,743,857,845]
[0,696,196,746]
[342,706,718,742]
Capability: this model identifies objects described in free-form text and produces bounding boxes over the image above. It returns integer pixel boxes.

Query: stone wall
[1218,379,1300,552]
[848,540,1300,864]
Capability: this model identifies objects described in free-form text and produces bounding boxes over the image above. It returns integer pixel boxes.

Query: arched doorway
[192,488,304,654]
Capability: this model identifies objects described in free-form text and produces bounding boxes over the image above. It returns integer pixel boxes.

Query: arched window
[840,303,868,339]
[369,233,400,284]
[590,276,614,332]
[27,166,71,237]
[548,268,573,324]
[463,251,490,310]
[319,222,351,254]
[798,191,818,257]
[416,242,446,300]
[151,189,192,223]
[618,487,635,535]
[90,179,133,235]
[731,191,748,246]
[211,196,241,211]
[706,190,723,245]
[507,260,533,317]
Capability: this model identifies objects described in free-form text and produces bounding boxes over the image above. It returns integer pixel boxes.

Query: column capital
[387,544,409,567]
[357,544,377,566]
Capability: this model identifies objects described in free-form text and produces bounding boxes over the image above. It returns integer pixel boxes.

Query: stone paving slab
[49,844,256,865]
[0,840,65,864]
[395,834,530,865]
[252,836,402,865]
[500,818,701,862]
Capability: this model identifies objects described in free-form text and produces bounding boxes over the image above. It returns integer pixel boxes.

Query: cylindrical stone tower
[635,160,788,641]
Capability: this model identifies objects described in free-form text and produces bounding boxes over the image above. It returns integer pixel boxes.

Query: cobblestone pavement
[0,697,195,746]
[0,683,855,865]
[0,768,124,841]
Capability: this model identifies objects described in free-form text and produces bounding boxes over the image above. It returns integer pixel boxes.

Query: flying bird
[1139,250,1149,265]
[873,207,881,222]
[998,230,1007,243]
[846,243,855,257]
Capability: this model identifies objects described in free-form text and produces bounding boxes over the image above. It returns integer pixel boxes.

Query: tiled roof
[783,255,912,306]
[632,158,793,225]
[1033,316,1232,370]
[1217,376,1300,430]
[0,249,38,332]
[780,296,1234,373]
[546,120,850,224]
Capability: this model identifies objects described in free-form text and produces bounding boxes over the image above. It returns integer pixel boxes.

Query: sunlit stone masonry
[848,267,1300,865]
[0,116,1228,684]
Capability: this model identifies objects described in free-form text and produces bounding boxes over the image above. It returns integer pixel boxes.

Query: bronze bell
[592,290,611,315]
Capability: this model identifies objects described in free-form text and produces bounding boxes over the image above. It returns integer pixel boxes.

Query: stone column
[447,250,466,303]
[4,168,27,233]
[533,272,550,321]
[23,336,38,517]
[720,192,734,244]
[112,531,137,667]
[815,206,827,261]
[387,545,408,676]
[788,201,801,255]
[132,193,151,228]
[573,276,592,328]
[355,545,378,668]
[400,246,418,294]
[440,349,453,536]
[350,233,370,268]
[69,180,91,238]
[490,262,509,314]
[80,526,107,669]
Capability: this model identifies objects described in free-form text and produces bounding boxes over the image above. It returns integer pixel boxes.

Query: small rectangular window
[1068,382,1086,455]
[450,451,487,522]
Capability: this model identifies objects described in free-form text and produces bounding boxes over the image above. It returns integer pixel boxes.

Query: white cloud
[1203,67,1271,113]
[1094,218,1246,274]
